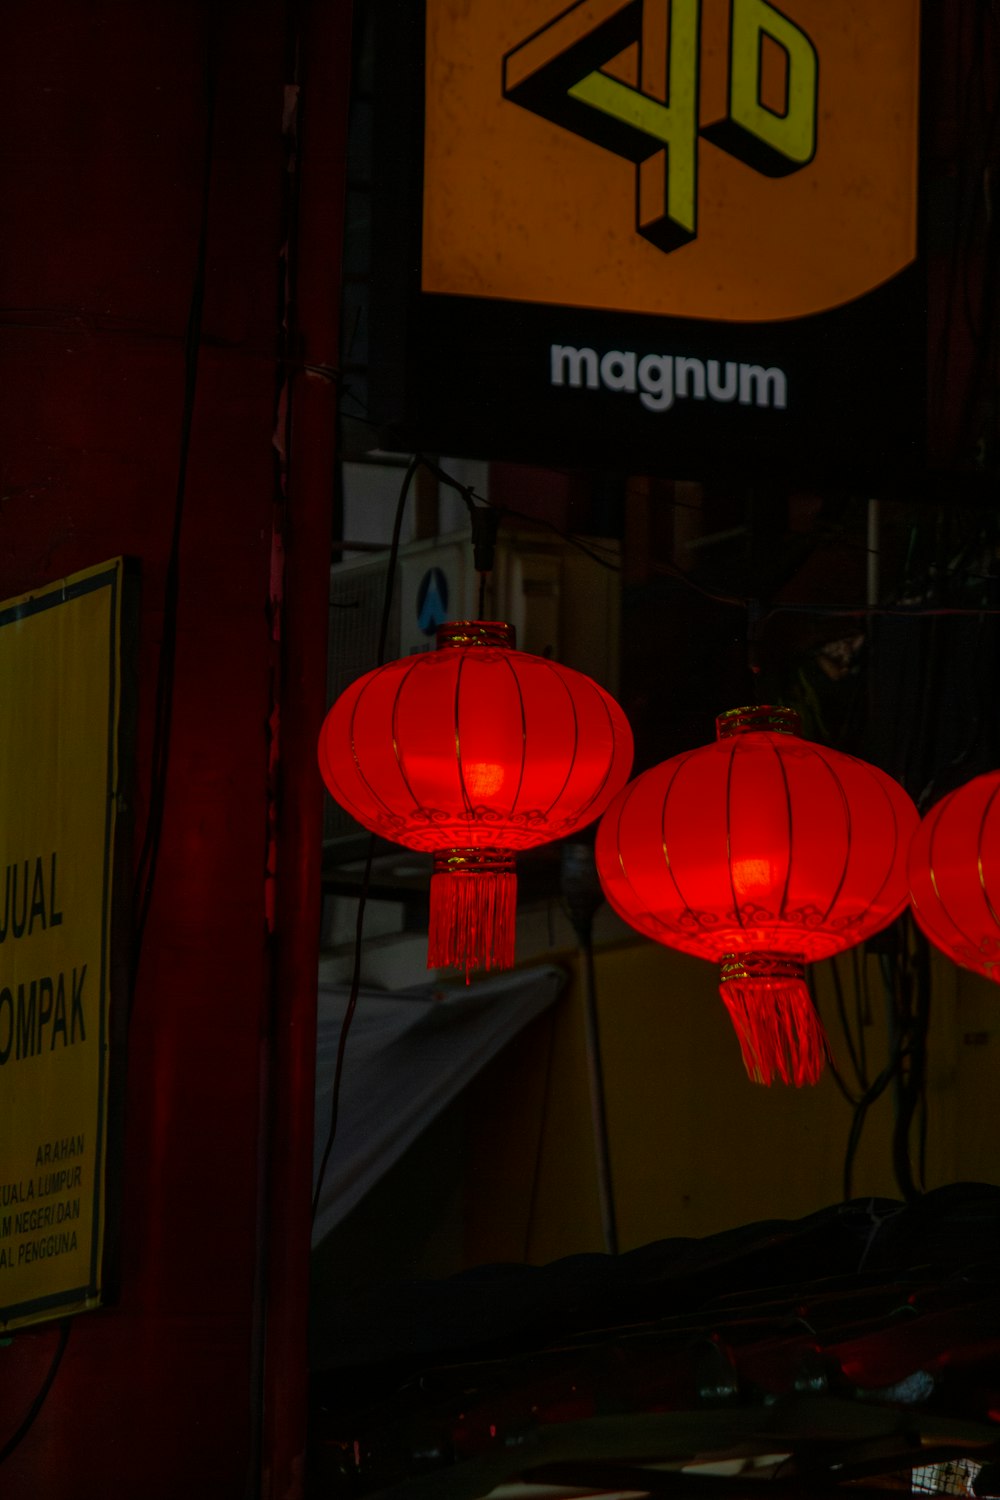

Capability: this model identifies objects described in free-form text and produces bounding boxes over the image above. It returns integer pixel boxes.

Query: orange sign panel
[422,0,920,323]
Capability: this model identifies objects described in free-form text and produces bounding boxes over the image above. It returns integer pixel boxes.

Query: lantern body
[319,622,633,974]
[595,706,919,1084]
[908,771,1000,982]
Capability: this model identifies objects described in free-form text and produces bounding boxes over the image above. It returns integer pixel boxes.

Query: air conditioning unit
[325,529,621,849]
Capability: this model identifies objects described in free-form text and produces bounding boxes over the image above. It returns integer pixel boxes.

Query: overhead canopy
[312,964,567,1246]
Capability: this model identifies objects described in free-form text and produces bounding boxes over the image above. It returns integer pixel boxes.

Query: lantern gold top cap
[716,704,802,740]
[437,620,516,650]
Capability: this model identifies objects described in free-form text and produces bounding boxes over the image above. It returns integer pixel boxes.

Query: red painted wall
[0,3,348,1495]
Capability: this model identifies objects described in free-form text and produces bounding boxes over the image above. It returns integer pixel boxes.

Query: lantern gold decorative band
[432,848,517,879]
[436,621,516,650]
[719,952,806,986]
[716,704,802,739]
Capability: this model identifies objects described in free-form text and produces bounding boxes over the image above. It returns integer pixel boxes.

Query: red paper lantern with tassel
[318,621,634,977]
[908,770,1000,982]
[595,706,918,1085]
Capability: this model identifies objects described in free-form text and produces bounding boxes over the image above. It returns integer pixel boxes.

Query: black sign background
[369,0,926,491]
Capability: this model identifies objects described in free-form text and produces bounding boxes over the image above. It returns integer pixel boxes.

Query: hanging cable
[469,502,500,617]
[312,456,421,1226]
[889,926,931,1203]
[560,841,618,1256]
[0,1319,72,1467]
[130,26,218,1003]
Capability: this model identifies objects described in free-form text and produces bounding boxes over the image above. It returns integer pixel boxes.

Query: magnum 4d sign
[371,0,924,482]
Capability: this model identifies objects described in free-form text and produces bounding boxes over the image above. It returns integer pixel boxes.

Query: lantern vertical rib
[659,751,701,923]
[724,739,745,930]
[567,690,620,827]
[769,734,795,922]
[929,780,995,954]
[501,652,529,818]
[390,658,425,812]
[453,654,476,817]
[813,745,854,926]
[318,725,355,817]
[349,667,405,822]
[536,656,578,821]
[977,781,1000,932]
[612,786,635,906]
[611,783,654,933]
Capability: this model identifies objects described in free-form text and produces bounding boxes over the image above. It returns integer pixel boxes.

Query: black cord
[831,955,867,1092]
[841,929,915,1201]
[851,946,870,1087]
[311,842,374,1223]
[842,1042,903,1202]
[312,457,420,1227]
[416,453,477,516]
[375,456,421,663]
[131,25,218,1000]
[492,499,622,571]
[890,927,931,1204]
[806,971,859,1105]
[0,1319,72,1466]
[417,453,624,573]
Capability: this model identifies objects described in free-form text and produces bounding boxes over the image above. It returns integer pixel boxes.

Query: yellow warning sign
[0,559,129,1329]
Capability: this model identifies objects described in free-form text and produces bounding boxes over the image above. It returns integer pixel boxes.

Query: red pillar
[0,3,350,1495]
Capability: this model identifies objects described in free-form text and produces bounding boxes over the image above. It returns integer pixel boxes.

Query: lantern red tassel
[718,954,826,1087]
[428,849,517,977]
[595,705,918,1086]
[318,621,633,979]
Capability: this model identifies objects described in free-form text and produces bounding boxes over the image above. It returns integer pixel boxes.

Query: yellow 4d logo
[422,0,919,321]
[503,0,818,253]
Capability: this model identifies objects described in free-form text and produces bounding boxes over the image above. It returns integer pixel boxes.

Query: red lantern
[908,770,1000,982]
[595,706,918,1086]
[318,621,634,977]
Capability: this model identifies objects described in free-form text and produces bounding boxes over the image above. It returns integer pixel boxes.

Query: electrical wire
[131,28,218,999]
[0,1319,72,1466]
[418,453,624,573]
[831,956,867,1094]
[489,499,622,571]
[842,1032,906,1203]
[312,456,421,1226]
[851,944,870,1087]
[890,930,932,1203]
[839,920,933,1205]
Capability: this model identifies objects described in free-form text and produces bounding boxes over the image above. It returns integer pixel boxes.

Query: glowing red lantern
[595,706,919,1086]
[318,621,634,977]
[908,770,1000,982]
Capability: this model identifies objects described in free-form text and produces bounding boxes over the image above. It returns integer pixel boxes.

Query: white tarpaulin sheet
[312,964,567,1245]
